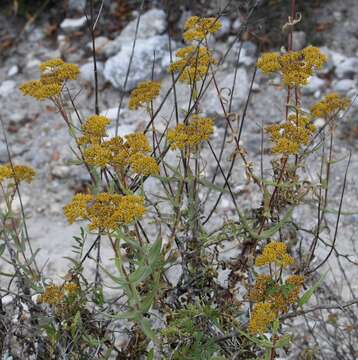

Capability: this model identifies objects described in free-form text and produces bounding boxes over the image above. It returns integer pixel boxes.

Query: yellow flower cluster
[64,192,145,231]
[78,115,110,145]
[249,274,304,313]
[310,92,350,119]
[257,47,327,87]
[255,242,294,268]
[78,116,159,175]
[0,164,36,183]
[248,302,276,334]
[167,115,214,151]
[183,16,222,42]
[168,46,217,84]
[128,81,161,110]
[20,58,79,100]
[266,113,316,155]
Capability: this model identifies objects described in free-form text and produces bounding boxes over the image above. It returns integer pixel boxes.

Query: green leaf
[0,243,5,256]
[71,311,81,338]
[148,236,162,265]
[139,318,156,342]
[113,310,141,320]
[275,334,291,348]
[198,179,229,194]
[298,271,327,307]
[129,265,153,286]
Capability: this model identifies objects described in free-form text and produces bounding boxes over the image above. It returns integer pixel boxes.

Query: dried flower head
[183,16,222,42]
[248,302,277,334]
[63,282,80,295]
[168,46,217,84]
[128,81,161,110]
[20,58,79,101]
[255,242,294,268]
[0,164,36,183]
[310,93,350,119]
[38,284,64,305]
[167,115,214,151]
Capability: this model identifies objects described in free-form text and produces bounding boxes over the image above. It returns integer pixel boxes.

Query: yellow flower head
[256,52,281,73]
[310,93,350,119]
[183,16,222,42]
[168,46,217,84]
[257,47,327,87]
[78,115,110,145]
[0,164,36,183]
[125,133,151,154]
[266,113,316,155]
[255,242,294,268]
[64,192,145,231]
[63,193,93,224]
[167,115,214,151]
[128,81,161,110]
[20,58,79,101]
[83,143,112,168]
[248,302,277,334]
[129,152,159,176]
[249,274,272,303]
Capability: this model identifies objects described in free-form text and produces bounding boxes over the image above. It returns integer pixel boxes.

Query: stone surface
[68,0,86,11]
[0,80,16,97]
[332,79,355,92]
[79,61,104,82]
[60,16,87,33]
[103,8,167,58]
[292,31,307,51]
[7,65,19,77]
[335,56,358,78]
[104,35,171,90]
[301,76,326,95]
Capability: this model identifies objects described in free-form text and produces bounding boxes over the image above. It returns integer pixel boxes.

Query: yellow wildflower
[63,193,93,224]
[183,16,222,42]
[168,46,217,84]
[266,113,316,155]
[257,47,327,87]
[167,115,214,150]
[38,285,64,305]
[19,80,63,101]
[248,302,277,334]
[64,192,145,231]
[256,52,281,73]
[255,242,294,268]
[310,93,350,119]
[0,164,36,183]
[20,58,79,101]
[84,143,112,168]
[78,115,110,145]
[130,153,159,176]
[249,274,271,302]
[125,133,151,154]
[128,81,161,110]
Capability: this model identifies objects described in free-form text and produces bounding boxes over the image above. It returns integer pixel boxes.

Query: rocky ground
[0,0,358,302]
